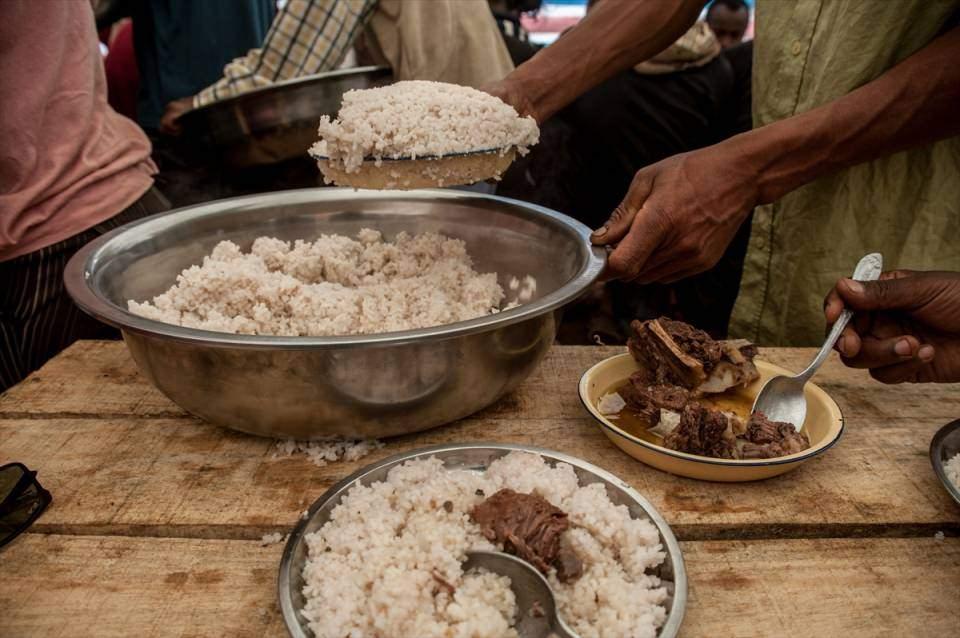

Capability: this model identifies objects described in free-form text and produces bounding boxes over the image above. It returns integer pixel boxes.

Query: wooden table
[1,341,958,637]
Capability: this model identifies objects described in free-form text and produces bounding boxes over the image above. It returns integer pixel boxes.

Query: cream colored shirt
[729,0,960,345]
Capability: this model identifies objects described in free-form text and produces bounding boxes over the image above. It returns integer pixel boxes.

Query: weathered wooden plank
[0,340,182,417]
[1,534,957,637]
[681,536,960,637]
[3,412,958,537]
[0,534,286,638]
[2,341,958,536]
[4,342,959,425]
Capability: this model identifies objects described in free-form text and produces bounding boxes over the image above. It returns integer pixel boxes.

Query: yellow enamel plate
[579,353,844,482]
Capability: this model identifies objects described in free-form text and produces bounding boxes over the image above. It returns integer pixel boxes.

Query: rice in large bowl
[126,229,531,336]
[282,446,684,638]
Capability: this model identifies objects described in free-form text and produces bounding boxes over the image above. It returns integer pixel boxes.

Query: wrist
[500,68,552,124]
[726,113,838,205]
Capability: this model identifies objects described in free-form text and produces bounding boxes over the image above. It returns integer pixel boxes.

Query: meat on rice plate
[301,451,668,638]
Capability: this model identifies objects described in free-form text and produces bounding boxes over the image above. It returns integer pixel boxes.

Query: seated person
[1,1,169,393]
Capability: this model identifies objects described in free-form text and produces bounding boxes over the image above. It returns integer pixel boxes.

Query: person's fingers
[879,269,916,281]
[159,113,181,136]
[604,205,667,280]
[823,285,845,324]
[835,272,931,312]
[868,345,936,384]
[839,335,921,369]
[591,169,654,246]
[835,323,862,359]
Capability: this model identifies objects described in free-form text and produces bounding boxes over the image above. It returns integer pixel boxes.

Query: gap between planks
[27,520,960,543]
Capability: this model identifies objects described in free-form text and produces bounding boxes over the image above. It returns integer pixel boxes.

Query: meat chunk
[661,318,724,368]
[620,376,692,426]
[554,536,583,582]
[662,403,738,459]
[738,411,811,459]
[469,489,582,582]
[628,318,720,388]
[628,318,757,392]
[698,340,761,393]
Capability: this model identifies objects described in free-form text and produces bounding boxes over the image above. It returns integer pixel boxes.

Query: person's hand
[159,97,194,136]
[824,270,960,383]
[590,144,759,283]
[482,77,539,122]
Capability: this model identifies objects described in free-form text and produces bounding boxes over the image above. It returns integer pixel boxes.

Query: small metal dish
[278,443,686,638]
[930,418,960,506]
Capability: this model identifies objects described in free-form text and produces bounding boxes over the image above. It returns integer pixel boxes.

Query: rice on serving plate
[128,229,531,336]
[300,451,668,638]
[310,81,539,188]
[947,452,960,490]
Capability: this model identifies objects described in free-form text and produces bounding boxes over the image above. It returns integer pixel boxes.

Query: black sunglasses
[0,462,52,549]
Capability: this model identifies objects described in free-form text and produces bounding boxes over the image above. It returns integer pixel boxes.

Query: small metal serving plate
[178,66,392,168]
[278,443,687,638]
[930,418,960,506]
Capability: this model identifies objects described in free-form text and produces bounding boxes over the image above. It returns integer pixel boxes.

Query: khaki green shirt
[729,0,960,345]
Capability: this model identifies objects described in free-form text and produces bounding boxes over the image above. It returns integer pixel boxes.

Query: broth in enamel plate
[603,379,761,446]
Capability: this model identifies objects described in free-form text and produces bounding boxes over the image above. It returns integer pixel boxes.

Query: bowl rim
[179,65,393,119]
[929,418,960,507]
[63,188,607,350]
[579,353,845,468]
[277,442,687,638]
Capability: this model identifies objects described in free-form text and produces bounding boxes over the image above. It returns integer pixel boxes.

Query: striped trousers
[0,187,170,393]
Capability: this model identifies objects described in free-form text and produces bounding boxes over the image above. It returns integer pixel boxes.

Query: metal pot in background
[178,66,393,168]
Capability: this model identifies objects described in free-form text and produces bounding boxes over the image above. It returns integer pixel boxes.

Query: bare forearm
[739,26,960,204]
[505,0,705,122]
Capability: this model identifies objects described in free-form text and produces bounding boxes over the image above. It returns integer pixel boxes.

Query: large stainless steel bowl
[178,66,393,168]
[64,189,605,439]
[278,444,687,638]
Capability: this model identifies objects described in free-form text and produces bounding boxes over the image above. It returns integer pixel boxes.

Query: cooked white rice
[273,438,383,467]
[128,230,525,336]
[301,451,667,638]
[946,452,960,489]
[310,80,539,175]
[260,532,287,546]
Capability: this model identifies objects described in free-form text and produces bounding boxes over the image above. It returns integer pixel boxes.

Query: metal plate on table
[178,66,392,168]
[278,443,687,638]
[930,418,960,506]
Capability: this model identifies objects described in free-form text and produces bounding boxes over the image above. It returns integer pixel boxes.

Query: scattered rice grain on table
[260,532,287,546]
[301,451,667,638]
[128,230,527,336]
[273,438,383,468]
[310,80,539,173]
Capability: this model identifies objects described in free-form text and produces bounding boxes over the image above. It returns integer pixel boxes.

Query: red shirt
[0,1,156,261]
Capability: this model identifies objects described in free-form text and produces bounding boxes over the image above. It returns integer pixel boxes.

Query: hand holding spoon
[751,253,883,430]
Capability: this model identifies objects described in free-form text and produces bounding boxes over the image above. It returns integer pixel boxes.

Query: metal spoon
[464,551,578,638]
[751,253,883,430]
